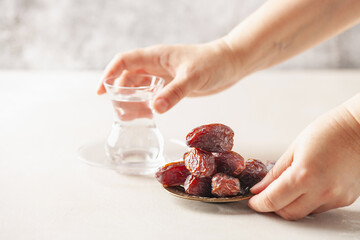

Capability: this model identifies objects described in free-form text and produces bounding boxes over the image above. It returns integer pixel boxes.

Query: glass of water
[103,71,165,175]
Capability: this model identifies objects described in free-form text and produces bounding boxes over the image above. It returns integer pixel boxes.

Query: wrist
[343,93,360,126]
[335,93,360,149]
[209,38,250,83]
[221,31,271,79]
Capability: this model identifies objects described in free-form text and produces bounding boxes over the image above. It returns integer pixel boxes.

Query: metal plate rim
[163,186,253,203]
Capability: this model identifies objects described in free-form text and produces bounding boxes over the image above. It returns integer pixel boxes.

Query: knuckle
[113,52,124,61]
[268,167,277,180]
[180,65,193,78]
[293,168,312,187]
[159,51,171,71]
[346,195,357,206]
[116,49,141,60]
[320,186,340,203]
[111,53,127,70]
[262,191,277,211]
[146,44,165,51]
[168,84,185,102]
[184,66,203,84]
[337,194,356,207]
[344,198,356,207]
[182,66,210,91]
[187,67,200,80]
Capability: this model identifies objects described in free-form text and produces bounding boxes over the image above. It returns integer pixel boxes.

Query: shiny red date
[211,173,241,197]
[186,124,234,152]
[214,151,245,176]
[184,148,216,178]
[184,175,212,197]
[155,161,190,187]
[239,159,267,189]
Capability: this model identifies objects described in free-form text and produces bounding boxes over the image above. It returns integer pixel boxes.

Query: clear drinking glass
[103,72,165,175]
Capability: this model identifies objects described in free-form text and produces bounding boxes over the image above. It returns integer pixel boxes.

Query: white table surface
[1,70,360,240]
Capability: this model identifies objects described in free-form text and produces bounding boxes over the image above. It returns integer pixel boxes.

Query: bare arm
[98,0,360,113]
[224,0,360,78]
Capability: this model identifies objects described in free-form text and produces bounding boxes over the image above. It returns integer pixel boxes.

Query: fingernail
[250,183,260,193]
[97,87,105,95]
[250,182,264,194]
[96,81,105,94]
[154,98,169,113]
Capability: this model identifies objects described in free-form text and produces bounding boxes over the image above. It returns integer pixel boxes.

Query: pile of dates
[156,124,268,197]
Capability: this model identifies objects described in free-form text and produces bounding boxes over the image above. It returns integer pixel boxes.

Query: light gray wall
[1,0,359,70]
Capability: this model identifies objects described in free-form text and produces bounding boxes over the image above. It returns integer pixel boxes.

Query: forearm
[223,0,360,78]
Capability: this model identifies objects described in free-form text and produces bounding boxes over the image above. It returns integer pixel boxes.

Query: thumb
[250,144,295,194]
[153,73,193,113]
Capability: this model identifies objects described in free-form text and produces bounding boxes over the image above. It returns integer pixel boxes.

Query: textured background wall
[1,0,359,70]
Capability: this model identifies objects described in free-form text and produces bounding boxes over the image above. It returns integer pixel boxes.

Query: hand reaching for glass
[97,40,241,114]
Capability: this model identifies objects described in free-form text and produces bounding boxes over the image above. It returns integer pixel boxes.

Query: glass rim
[103,73,165,90]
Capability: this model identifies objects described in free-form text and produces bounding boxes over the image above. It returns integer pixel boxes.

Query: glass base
[78,138,188,175]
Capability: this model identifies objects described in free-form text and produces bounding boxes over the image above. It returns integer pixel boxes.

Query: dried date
[186,124,234,152]
[184,175,212,197]
[155,161,190,187]
[214,151,245,176]
[184,148,216,178]
[211,173,240,197]
[239,159,267,189]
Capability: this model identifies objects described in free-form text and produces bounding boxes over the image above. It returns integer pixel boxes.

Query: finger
[97,47,169,95]
[153,72,194,113]
[275,194,322,220]
[248,167,304,212]
[97,53,128,95]
[251,144,295,194]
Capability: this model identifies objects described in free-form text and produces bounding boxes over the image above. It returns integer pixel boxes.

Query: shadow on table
[301,209,360,236]
[259,208,360,238]
[171,198,254,215]
[174,197,360,236]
